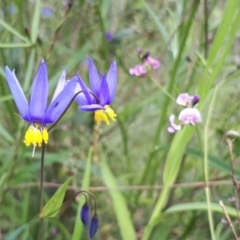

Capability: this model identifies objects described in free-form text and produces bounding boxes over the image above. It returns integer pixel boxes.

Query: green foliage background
[0,0,240,239]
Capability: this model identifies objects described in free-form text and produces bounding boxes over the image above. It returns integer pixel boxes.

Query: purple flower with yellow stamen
[75,57,117,125]
[5,59,78,154]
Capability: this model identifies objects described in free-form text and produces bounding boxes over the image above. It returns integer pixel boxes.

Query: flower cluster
[168,93,202,133]
[4,58,117,155]
[129,49,160,76]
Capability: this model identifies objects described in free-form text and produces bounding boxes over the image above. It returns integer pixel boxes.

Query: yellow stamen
[24,124,49,150]
[104,105,117,122]
[94,105,117,125]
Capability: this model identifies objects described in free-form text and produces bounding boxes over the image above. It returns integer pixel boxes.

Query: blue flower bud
[89,214,99,238]
[80,202,90,226]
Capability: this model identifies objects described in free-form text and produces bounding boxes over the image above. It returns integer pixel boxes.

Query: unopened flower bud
[192,95,200,106]
[89,214,99,238]
[80,202,91,226]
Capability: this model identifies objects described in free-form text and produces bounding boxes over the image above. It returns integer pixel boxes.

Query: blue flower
[75,57,117,125]
[5,59,78,153]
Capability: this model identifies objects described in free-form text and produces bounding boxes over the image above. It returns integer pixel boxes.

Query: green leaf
[31,0,41,44]
[166,202,238,217]
[101,156,137,240]
[0,19,30,43]
[163,127,193,186]
[207,0,239,67]
[0,123,14,143]
[0,43,32,48]
[40,177,71,218]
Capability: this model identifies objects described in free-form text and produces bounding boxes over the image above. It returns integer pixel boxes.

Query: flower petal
[176,93,191,106]
[106,61,117,103]
[79,104,104,112]
[168,115,181,133]
[44,77,78,123]
[99,75,110,106]
[144,56,161,69]
[178,108,202,125]
[88,57,101,97]
[29,59,48,122]
[4,67,30,122]
[51,69,66,103]
[77,73,96,104]
[129,64,147,76]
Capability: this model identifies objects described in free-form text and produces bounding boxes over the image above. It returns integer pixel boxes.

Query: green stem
[148,75,175,101]
[141,187,169,240]
[38,142,45,240]
[203,84,220,240]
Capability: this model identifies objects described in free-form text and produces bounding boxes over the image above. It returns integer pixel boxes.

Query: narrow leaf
[166,202,238,217]
[101,156,136,240]
[40,177,71,218]
[31,0,41,43]
[0,19,30,43]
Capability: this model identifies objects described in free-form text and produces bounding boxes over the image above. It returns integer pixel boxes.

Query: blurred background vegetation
[1,0,240,239]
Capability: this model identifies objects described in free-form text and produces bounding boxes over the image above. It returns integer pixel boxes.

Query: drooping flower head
[168,93,201,133]
[5,59,78,155]
[80,202,91,226]
[75,57,117,125]
[89,214,99,239]
[129,48,161,77]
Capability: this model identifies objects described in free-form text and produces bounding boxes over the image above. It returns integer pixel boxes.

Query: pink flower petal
[178,108,201,125]
[168,115,181,133]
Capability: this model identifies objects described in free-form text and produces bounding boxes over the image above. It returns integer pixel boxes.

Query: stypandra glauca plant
[4,57,118,239]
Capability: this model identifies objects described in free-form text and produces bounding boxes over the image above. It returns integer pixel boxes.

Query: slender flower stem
[225,136,240,230]
[38,142,45,240]
[219,200,239,240]
[43,191,98,218]
[46,0,73,58]
[48,91,82,132]
[148,74,175,101]
[48,90,98,132]
[204,0,209,58]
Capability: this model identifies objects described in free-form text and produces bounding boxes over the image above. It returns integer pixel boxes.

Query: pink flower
[167,115,181,133]
[176,93,200,107]
[144,56,161,69]
[129,49,161,77]
[178,108,201,125]
[168,93,202,133]
[129,64,147,76]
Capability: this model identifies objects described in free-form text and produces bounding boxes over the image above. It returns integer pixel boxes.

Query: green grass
[1,0,240,239]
